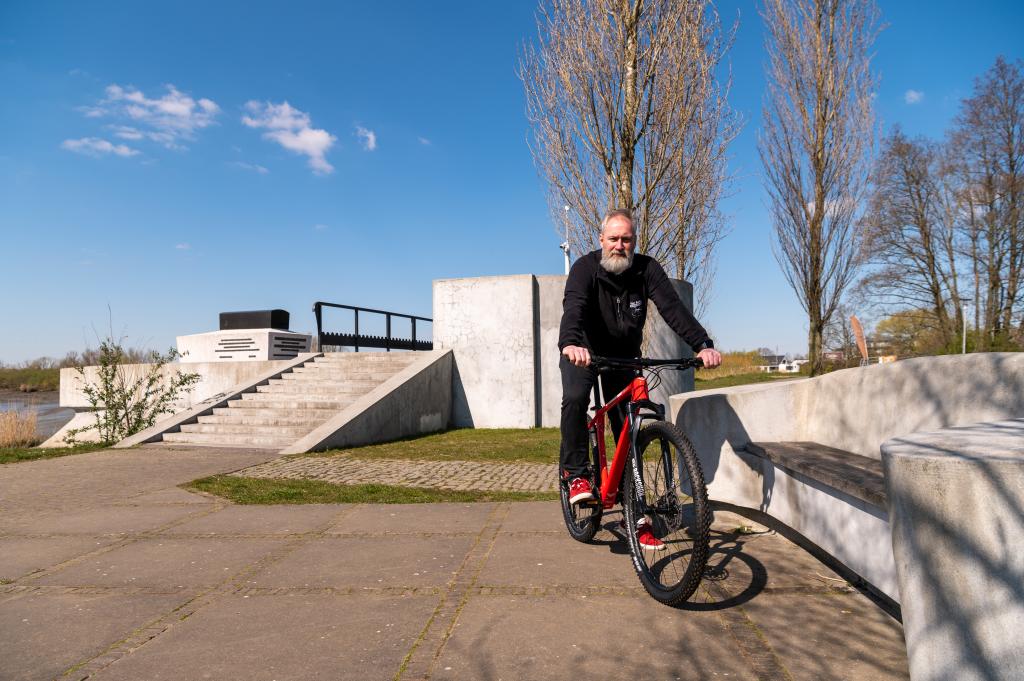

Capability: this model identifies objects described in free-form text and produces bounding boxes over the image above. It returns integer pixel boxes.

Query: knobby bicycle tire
[622,421,711,605]
[559,463,604,543]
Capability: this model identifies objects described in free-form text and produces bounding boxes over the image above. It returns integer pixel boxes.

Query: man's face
[599,216,636,274]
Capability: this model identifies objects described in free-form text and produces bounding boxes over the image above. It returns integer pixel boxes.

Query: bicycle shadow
[593,510,769,610]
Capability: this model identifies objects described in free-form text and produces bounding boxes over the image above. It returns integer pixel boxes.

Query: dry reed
[0,407,41,448]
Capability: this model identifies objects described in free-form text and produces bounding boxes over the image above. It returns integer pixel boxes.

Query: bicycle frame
[586,373,666,510]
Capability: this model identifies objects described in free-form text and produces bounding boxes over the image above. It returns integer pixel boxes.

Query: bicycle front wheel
[623,421,710,605]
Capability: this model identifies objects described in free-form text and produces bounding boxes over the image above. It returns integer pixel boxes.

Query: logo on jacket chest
[628,296,644,318]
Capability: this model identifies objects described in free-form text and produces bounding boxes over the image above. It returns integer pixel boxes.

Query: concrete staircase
[161,353,423,449]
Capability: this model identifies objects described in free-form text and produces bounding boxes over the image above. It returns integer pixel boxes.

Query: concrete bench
[669,352,1024,607]
[744,441,886,509]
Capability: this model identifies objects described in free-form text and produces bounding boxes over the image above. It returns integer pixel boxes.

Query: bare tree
[952,56,1024,349]
[758,0,879,375]
[520,0,741,314]
[860,127,963,349]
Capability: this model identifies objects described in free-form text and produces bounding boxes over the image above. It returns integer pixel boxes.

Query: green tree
[64,339,200,446]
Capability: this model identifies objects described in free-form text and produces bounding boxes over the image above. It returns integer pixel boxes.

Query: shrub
[63,339,200,446]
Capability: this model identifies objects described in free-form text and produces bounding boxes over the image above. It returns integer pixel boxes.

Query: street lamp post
[560,205,571,275]
[959,297,970,354]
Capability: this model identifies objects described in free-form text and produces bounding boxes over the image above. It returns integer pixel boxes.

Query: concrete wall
[671,352,1024,461]
[60,360,296,410]
[434,274,697,428]
[883,420,1024,680]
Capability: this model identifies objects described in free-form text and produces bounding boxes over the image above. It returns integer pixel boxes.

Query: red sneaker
[620,517,666,551]
[568,477,594,505]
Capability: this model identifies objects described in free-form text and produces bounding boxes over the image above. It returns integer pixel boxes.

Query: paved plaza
[0,445,910,680]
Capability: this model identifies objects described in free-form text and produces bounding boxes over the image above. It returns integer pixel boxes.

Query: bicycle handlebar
[589,355,704,370]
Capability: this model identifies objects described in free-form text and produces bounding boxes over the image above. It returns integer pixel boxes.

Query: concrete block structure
[882,420,1024,681]
[670,353,1024,603]
[433,274,697,428]
[176,328,311,362]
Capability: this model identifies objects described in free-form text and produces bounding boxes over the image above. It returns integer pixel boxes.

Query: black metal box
[219,309,290,331]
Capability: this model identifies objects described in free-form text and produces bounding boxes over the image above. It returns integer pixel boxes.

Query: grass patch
[0,367,60,392]
[695,371,804,390]
[186,475,559,505]
[312,428,563,464]
[0,443,108,465]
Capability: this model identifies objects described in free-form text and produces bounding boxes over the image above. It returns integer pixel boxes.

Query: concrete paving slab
[0,591,186,681]
[495,500,567,534]
[327,502,496,535]
[0,536,117,581]
[740,591,909,680]
[165,504,345,536]
[91,594,440,681]
[1,505,204,536]
[33,538,286,589]
[702,527,850,595]
[478,532,638,591]
[119,487,217,505]
[245,536,475,590]
[433,594,756,681]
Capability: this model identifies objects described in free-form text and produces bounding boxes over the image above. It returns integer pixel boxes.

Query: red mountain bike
[559,356,711,606]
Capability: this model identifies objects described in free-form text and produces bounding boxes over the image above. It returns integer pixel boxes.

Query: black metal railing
[313,302,433,352]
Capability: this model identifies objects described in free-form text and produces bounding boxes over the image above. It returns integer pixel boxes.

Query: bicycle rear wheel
[623,421,710,605]
[559,464,604,543]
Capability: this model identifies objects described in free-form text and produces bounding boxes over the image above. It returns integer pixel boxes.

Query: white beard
[600,250,634,274]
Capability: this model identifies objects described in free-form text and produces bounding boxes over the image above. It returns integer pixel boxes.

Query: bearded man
[557,209,722,547]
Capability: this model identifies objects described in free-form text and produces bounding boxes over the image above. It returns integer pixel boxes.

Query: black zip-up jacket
[558,250,713,357]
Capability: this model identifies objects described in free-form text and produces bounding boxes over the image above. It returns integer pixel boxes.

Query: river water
[0,391,75,439]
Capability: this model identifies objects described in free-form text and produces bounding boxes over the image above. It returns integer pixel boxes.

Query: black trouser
[559,355,633,479]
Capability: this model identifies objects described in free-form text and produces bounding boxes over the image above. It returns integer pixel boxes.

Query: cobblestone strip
[235,457,559,493]
[396,503,510,681]
[62,504,360,680]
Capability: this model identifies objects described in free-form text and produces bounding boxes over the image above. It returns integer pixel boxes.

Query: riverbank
[0,390,74,440]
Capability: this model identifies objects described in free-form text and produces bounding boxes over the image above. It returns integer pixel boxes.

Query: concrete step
[282,370,395,380]
[241,390,360,403]
[162,431,295,448]
[256,383,371,395]
[180,423,311,436]
[227,398,352,410]
[313,354,421,365]
[200,413,329,426]
[269,376,382,386]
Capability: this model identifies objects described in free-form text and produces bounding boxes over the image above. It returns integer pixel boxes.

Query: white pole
[563,206,571,274]
[959,297,969,354]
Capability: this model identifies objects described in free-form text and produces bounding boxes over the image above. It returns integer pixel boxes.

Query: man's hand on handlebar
[697,347,722,369]
[562,345,591,367]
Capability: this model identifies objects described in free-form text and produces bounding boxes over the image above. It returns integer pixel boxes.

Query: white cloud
[904,89,924,105]
[231,161,269,175]
[76,84,220,150]
[418,136,432,146]
[242,101,336,174]
[313,223,328,231]
[175,243,191,250]
[61,137,139,157]
[355,125,377,151]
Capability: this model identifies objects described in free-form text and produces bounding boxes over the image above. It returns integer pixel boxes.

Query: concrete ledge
[882,419,1024,680]
[113,353,321,449]
[281,350,453,453]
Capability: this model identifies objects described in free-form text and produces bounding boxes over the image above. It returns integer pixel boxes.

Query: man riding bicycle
[559,208,722,549]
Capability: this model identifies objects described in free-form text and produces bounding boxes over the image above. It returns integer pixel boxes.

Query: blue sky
[1,1,1022,363]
